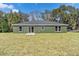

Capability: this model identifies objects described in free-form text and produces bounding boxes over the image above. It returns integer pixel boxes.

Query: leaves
[0,10,29,32]
[51,5,79,30]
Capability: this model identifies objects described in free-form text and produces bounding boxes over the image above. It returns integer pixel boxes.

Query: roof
[12,20,68,26]
[12,12,68,27]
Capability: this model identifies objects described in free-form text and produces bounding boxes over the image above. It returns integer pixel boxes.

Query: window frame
[55,26,61,32]
[59,26,61,31]
[55,26,58,31]
[19,26,22,31]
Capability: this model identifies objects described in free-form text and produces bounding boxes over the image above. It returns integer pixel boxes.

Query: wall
[13,26,67,33]
[61,26,67,32]
[34,26,55,33]
[13,26,29,33]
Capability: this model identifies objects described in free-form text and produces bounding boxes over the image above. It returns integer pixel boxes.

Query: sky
[0,3,79,14]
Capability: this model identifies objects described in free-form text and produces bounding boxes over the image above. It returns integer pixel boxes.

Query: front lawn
[0,32,79,56]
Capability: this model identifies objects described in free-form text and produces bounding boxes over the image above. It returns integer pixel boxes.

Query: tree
[7,10,29,32]
[1,18,8,32]
[0,11,8,32]
[42,10,52,21]
[51,5,79,30]
[7,10,21,31]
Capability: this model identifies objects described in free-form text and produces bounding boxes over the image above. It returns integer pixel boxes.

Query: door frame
[29,26,34,33]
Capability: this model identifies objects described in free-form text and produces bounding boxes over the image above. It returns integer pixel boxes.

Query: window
[31,26,34,32]
[55,26,61,32]
[19,26,22,31]
[55,26,58,31]
[59,26,61,31]
[29,26,34,33]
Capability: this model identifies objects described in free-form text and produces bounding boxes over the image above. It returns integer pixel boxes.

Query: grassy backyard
[0,32,79,56]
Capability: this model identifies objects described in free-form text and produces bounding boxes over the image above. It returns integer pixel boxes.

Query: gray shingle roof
[12,20,68,26]
[12,12,68,26]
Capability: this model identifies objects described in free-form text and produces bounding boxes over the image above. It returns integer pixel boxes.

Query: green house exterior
[12,20,68,33]
[12,12,68,33]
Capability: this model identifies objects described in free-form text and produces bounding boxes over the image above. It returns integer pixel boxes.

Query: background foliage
[0,5,79,32]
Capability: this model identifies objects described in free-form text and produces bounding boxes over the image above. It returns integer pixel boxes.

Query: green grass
[0,32,79,56]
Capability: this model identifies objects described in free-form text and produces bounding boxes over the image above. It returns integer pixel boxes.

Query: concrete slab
[25,33,35,35]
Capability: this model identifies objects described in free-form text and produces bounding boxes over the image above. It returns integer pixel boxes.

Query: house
[12,12,68,33]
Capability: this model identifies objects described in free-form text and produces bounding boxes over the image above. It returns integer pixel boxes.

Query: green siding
[13,26,19,32]
[34,26,55,33]
[13,26,67,33]
[13,26,28,33]
[22,26,29,33]
[61,26,67,32]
